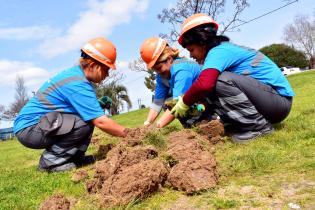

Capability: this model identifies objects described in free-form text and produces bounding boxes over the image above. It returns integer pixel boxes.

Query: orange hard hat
[81,37,117,69]
[140,37,167,69]
[178,13,218,45]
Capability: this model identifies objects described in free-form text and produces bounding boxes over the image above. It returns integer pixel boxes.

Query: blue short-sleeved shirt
[203,42,294,97]
[14,65,105,133]
[154,58,201,100]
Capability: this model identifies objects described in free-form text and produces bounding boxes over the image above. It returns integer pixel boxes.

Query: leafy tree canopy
[260,44,308,68]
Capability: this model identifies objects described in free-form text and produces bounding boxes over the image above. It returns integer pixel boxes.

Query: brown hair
[156,45,180,63]
[79,57,95,70]
[79,57,108,83]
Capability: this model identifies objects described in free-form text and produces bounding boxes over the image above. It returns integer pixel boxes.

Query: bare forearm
[92,115,126,137]
[146,109,159,123]
[156,109,175,128]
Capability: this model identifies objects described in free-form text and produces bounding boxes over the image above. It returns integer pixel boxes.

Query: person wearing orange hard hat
[140,37,211,128]
[172,13,294,143]
[14,37,128,172]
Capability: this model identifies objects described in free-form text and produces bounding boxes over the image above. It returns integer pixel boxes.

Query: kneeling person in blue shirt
[14,37,127,172]
[140,37,207,128]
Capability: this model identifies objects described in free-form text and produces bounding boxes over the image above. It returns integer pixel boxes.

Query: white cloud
[0,60,51,88]
[0,26,60,40]
[39,0,149,58]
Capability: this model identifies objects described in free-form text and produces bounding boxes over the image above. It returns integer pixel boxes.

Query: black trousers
[209,72,292,132]
[16,113,94,168]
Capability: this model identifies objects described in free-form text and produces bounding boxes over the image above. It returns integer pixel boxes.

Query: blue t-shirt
[154,58,201,100]
[203,42,294,97]
[14,65,105,133]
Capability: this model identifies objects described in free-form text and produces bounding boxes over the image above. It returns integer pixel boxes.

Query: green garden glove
[171,96,189,118]
[98,96,112,109]
[196,104,205,112]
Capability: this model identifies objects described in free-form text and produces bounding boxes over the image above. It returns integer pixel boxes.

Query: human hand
[143,120,151,127]
[171,96,189,118]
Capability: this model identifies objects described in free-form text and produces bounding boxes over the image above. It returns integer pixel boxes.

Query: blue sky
[0,0,314,112]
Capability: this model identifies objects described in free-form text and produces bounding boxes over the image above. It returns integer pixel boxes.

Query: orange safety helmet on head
[178,13,219,45]
[81,37,117,70]
[140,37,167,69]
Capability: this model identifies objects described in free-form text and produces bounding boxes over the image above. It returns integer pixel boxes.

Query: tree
[9,75,29,116]
[284,14,315,69]
[158,0,250,42]
[96,81,132,115]
[130,0,250,92]
[259,44,308,68]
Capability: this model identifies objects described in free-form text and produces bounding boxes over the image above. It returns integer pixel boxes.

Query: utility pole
[137,98,142,109]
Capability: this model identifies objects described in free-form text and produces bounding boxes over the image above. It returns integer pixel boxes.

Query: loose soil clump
[39,193,70,210]
[165,129,219,194]
[101,159,168,207]
[86,141,167,208]
[167,151,218,193]
[84,124,222,207]
[122,127,149,146]
[197,120,225,144]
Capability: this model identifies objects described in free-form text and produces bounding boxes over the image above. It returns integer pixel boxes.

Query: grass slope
[0,70,315,209]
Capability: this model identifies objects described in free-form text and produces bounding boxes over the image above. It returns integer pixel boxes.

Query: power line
[230,0,298,30]
[123,74,145,85]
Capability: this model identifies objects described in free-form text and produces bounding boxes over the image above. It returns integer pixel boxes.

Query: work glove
[196,104,205,112]
[171,96,189,118]
[98,96,112,109]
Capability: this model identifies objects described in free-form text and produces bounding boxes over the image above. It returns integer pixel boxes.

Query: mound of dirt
[167,151,218,194]
[86,144,162,201]
[101,159,168,207]
[165,130,219,194]
[39,193,70,210]
[166,130,205,162]
[197,120,224,144]
[84,125,221,207]
[93,144,158,182]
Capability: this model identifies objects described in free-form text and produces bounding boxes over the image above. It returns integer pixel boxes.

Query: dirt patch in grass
[39,193,70,210]
[83,123,223,207]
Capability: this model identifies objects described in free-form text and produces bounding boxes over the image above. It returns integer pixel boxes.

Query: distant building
[0,118,15,140]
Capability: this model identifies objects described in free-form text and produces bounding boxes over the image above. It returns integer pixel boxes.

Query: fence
[0,119,15,141]
[0,127,15,140]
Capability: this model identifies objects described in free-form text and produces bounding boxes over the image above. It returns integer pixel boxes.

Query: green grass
[1,70,315,209]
